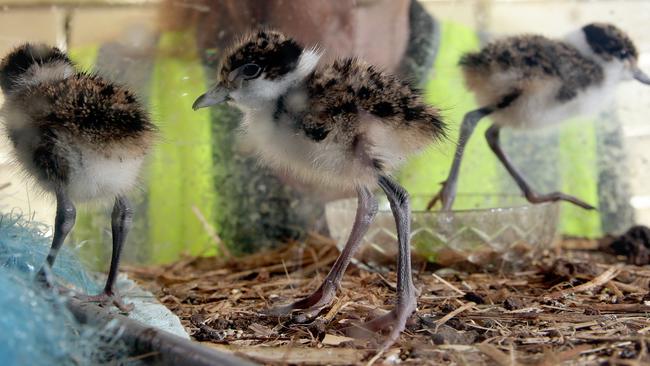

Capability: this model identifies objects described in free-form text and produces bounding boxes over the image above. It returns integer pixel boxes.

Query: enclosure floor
[126,235,650,365]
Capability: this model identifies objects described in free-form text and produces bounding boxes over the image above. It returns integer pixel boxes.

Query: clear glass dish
[325,194,560,270]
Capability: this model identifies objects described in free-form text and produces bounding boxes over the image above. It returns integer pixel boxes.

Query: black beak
[633,67,650,85]
[192,85,230,110]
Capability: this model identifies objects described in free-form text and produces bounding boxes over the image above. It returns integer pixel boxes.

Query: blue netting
[0,212,128,366]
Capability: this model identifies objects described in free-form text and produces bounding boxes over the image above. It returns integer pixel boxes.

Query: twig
[611,280,647,294]
[281,259,294,290]
[592,303,650,312]
[365,348,386,366]
[606,281,624,298]
[435,301,476,331]
[323,297,348,323]
[432,273,466,295]
[192,205,231,259]
[548,267,620,299]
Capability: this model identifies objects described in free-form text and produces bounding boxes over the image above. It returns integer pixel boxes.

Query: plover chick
[0,44,156,311]
[193,30,446,350]
[428,22,650,211]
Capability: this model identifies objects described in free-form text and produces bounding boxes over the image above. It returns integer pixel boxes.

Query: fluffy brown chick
[193,29,446,351]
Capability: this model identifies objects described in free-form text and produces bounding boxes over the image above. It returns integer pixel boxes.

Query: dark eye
[241,63,262,80]
[618,49,629,59]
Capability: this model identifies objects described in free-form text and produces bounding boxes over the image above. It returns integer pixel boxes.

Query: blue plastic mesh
[0,212,128,365]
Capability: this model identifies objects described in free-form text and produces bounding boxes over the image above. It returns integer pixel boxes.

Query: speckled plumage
[12,74,154,146]
[194,29,445,351]
[205,30,444,190]
[461,35,604,103]
[0,43,157,310]
[265,56,445,176]
[1,45,156,200]
[457,23,642,129]
[220,30,303,82]
[306,57,444,142]
[429,22,648,212]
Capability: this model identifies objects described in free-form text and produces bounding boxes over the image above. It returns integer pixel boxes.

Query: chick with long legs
[0,44,156,311]
[193,30,446,349]
[427,90,594,211]
[428,23,650,211]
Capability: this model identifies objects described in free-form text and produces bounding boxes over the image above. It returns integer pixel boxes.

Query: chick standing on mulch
[193,30,446,351]
[0,44,157,311]
[428,22,650,211]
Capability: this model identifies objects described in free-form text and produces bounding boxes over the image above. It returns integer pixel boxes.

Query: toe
[76,292,133,313]
[378,311,410,352]
[345,301,416,349]
[264,303,294,317]
[266,284,336,318]
[113,299,135,313]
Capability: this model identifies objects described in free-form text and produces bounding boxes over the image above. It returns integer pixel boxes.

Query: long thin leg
[268,187,378,319]
[36,190,76,285]
[106,195,133,294]
[351,176,416,352]
[485,124,595,210]
[427,91,522,211]
[79,195,135,312]
[426,107,493,211]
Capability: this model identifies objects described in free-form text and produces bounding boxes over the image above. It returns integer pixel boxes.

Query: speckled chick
[0,44,157,311]
[193,30,446,351]
[429,23,650,211]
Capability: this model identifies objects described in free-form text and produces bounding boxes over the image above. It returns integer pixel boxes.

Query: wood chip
[322,334,355,346]
[548,267,621,299]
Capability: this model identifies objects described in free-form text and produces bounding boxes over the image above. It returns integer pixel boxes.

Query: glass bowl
[325,194,560,270]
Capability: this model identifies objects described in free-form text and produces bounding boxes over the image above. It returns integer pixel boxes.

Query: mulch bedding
[125,229,650,365]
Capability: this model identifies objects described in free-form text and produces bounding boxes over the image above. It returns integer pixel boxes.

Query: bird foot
[526,192,596,210]
[426,180,453,211]
[75,291,134,313]
[34,268,54,289]
[266,282,337,323]
[344,296,416,352]
[36,269,133,313]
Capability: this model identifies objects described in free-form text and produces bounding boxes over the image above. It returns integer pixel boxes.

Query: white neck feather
[294,47,322,81]
[265,47,322,94]
[564,28,598,61]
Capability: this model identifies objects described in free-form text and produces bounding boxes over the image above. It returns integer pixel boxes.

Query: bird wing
[306,58,445,141]
[460,35,603,101]
[21,74,156,144]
